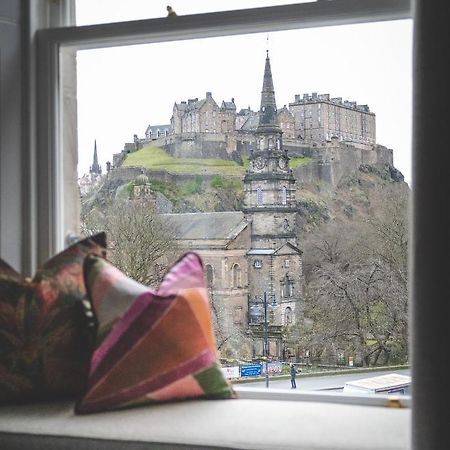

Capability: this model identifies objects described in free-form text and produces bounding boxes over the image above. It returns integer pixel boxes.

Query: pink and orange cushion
[76,252,236,414]
[0,233,106,403]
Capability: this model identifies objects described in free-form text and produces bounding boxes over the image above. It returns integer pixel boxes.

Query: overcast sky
[76,1,413,184]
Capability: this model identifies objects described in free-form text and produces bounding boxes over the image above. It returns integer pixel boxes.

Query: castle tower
[89,139,102,176]
[245,52,303,343]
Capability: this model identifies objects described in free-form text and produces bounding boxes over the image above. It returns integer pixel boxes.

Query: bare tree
[81,198,181,288]
[295,185,409,367]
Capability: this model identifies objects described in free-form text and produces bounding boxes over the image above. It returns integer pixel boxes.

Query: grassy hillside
[123,146,246,176]
[123,146,313,175]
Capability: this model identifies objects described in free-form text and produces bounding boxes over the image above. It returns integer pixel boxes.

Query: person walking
[290,363,297,389]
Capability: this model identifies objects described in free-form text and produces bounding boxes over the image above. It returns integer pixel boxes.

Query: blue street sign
[240,364,262,377]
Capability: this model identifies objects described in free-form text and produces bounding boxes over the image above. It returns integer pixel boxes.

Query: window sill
[0,391,410,450]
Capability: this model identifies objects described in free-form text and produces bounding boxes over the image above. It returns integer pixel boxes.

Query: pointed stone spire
[257,50,280,132]
[89,139,102,175]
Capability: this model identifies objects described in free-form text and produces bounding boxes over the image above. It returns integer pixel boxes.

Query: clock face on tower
[254,156,266,170]
[278,157,287,169]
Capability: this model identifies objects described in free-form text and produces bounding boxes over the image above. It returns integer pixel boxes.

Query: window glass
[76,0,312,25]
[76,18,412,383]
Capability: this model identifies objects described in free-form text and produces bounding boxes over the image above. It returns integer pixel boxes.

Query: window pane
[76,0,312,25]
[76,19,412,385]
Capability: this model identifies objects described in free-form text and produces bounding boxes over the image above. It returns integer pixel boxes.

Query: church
[163,52,303,360]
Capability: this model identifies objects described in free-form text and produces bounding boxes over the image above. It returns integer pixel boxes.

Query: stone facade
[289,92,376,146]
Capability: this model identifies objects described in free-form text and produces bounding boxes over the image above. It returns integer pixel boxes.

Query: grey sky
[76,1,412,184]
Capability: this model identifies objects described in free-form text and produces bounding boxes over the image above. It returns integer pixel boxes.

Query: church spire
[257,50,280,132]
[89,139,102,176]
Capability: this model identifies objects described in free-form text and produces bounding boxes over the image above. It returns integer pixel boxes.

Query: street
[234,368,411,392]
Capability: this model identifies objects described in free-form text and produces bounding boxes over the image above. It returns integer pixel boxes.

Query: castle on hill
[104,52,402,360]
[114,69,378,172]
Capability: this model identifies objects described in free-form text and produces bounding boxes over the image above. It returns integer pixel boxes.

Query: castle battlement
[291,92,372,114]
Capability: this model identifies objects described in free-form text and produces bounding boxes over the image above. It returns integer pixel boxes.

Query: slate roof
[145,124,173,135]
[239,114,260,131]
[162,211,247,240]
[222,101,236,110]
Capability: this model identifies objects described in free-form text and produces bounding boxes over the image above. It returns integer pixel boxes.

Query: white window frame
[35,0,413,401]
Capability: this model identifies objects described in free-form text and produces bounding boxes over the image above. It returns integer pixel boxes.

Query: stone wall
[293,141,393,187]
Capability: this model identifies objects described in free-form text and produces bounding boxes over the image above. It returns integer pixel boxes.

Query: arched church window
[282,186,287,205]
[232,264,242,288]
[284,307,293,325]
[206,265,214,288]
[256,187,263,206]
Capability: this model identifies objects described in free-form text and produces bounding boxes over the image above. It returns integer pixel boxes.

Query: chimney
[206,92,212,99]
[294,94,300,102]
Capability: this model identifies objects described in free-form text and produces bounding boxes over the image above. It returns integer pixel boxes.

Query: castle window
[254,259,262,268]
[285,259,290,268]
[282,186,287,205]
[232,264,242,288]
[256,187,263,206]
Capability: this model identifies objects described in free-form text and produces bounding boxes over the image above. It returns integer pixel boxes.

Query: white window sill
[0,389,410,450]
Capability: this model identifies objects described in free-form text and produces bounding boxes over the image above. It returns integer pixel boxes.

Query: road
[234,368,411,392]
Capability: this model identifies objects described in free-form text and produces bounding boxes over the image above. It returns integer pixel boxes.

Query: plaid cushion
[76,252,236,414]
[0,233,106,403]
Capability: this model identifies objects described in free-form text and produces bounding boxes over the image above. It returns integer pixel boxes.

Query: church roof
[257,51,280,132]
[273,241,303,255]
[162,211,247,240]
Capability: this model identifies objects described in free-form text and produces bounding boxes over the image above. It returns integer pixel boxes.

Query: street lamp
[263,291,270,388]
[248,292,276,388]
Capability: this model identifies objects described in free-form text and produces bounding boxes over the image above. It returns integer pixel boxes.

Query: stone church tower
[89,139,102,176]
[245,52,303,344]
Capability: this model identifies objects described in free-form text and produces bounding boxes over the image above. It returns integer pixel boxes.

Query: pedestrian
[290,363,297,389]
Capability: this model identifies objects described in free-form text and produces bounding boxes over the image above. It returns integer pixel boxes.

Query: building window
[281,274,294,298]
[232,263,242,288]
[285,259,290,268]
[282,186,287,205]
[284,307,293,325]
[256,187,263,206]
[254,259,262,268]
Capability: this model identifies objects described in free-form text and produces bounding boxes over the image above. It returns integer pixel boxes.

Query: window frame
[33,0,413,409]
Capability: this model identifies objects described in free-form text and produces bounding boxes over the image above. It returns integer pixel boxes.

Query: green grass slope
[122,146,245,176]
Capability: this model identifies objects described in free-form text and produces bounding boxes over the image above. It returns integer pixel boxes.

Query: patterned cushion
[76,252,236,414]
[0,233,106,404]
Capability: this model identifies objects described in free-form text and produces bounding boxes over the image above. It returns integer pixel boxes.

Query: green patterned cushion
[0,233,106,404]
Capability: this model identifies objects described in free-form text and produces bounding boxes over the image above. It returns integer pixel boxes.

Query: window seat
[0,390,410,450]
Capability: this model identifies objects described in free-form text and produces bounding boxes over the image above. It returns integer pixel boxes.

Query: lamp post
[248,292,275,388]
[263,291,269,388]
